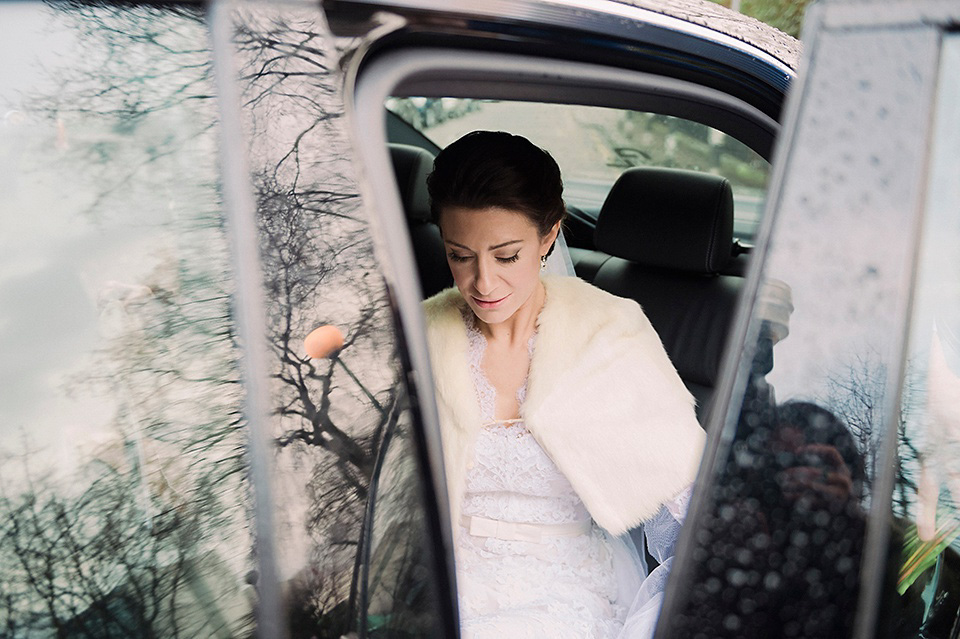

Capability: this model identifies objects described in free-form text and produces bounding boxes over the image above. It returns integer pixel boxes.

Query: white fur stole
[423,276,705,536]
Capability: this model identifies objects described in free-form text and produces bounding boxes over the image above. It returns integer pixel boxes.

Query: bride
[421,131,705,638]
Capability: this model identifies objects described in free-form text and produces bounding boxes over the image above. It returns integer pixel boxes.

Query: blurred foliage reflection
[0,4,255,637]
[709,0,814,40]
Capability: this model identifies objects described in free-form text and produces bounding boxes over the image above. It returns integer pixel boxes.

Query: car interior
[351,46,779,576]
[352,46,779,424]
[387,115,755,423]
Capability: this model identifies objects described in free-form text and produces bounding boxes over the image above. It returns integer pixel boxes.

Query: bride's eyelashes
[447,252,521,264]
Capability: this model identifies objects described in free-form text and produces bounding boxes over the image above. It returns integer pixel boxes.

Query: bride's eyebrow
[445,239,523,251]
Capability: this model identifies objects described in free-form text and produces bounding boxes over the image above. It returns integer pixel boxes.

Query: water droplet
[764,571,782,590]
[723,614,742,631]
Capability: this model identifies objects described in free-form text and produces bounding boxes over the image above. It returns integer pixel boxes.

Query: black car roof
[611,0,801,71]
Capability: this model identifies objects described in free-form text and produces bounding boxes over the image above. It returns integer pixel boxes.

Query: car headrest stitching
[706,178,726,274]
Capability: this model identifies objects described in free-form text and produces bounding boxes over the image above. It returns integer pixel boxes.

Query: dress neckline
[463,309,537,426]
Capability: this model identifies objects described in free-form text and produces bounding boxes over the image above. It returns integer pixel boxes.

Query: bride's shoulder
[542,276,650,329]
[423,286,464,316]
[422,287,470,339]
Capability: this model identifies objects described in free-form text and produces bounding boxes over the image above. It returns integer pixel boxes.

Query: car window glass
[223,4,449,636]
[878,33,960,636]
[664,22,942,638]
[387,98,769,242]
[0,2,451,636]
[0,4,256,636]
[362,409,444,636]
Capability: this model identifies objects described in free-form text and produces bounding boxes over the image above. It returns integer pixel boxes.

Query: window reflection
[672,370,868,636]
[666,24,942,639]
[0,3,254,637]
[879,34,960,637]
[362,407,443,637]
[226,4,447,636]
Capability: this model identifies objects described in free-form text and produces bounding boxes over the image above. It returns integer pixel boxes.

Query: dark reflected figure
[772,401,866,514]
[669,396,867,638]
[715,400,868,638]
[763,401,867,638]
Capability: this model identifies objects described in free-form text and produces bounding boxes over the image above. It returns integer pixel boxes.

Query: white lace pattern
[456,311,689,639]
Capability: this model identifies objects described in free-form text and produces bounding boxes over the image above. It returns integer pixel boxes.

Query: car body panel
[327,0,796,121]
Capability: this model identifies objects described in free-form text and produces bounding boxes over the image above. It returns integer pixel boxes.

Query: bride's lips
[472,294,509,309]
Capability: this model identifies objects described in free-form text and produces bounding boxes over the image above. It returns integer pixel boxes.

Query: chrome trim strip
[853,22,944,639]
[340,13,463,637]
[209,4,287,638]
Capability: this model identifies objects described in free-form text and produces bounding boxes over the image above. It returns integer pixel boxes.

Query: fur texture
[423,275,705,536]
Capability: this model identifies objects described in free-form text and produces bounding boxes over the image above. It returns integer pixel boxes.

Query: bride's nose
[475,256,495,295]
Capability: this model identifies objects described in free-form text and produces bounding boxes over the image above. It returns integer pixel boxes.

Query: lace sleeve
[644,484,692,564]
[616,485,694,639]
[665,484,693,523]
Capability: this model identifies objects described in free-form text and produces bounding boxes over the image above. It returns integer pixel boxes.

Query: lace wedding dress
[456,314,690,639]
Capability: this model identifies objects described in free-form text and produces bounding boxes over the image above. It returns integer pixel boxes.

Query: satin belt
[461,514,592,543]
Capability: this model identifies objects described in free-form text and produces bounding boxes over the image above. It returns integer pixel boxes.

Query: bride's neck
[476,282,545,348]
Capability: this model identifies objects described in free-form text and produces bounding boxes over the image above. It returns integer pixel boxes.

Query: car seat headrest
[594,167,734,274]
[389,143,435,223]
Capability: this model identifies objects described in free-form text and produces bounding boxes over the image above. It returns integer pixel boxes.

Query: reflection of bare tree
[43,2,207,117]
[0,461,249,639]
[824,354,922,517]
[0,234,253,636]
[27,3,213,215]
[7,4,413,635]
[231,11,409,632]
[824,356,884,494]
[8,5,244,636]
[254,169,377,487]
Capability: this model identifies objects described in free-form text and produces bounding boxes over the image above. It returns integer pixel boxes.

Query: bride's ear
[541,220,561,253]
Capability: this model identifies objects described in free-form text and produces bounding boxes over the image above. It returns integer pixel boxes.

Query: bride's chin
[470,303,517,326]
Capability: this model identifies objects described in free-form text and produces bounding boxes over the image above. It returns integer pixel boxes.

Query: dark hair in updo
[426,131,566,251]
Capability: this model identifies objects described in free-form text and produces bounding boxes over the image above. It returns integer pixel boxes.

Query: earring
[540,254,548,270]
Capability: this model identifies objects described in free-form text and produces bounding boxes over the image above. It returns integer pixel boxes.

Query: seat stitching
[705,180,724,274]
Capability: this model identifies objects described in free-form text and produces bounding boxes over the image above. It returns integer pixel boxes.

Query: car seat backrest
[576,167,742,420]
[389,143,453,298]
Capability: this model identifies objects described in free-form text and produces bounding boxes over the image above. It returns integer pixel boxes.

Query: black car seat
[389,143,453,298]
[570,167,742,421]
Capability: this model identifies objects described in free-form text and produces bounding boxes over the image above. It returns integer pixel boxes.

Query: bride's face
[440,206,558,325]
